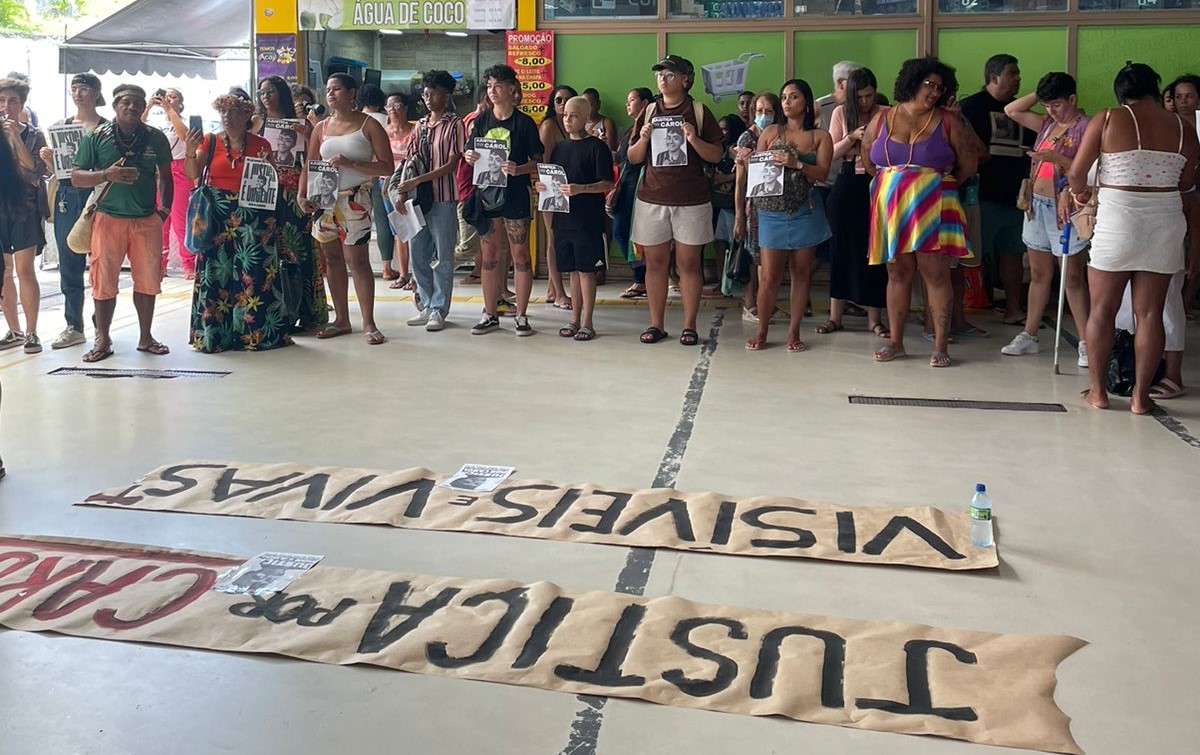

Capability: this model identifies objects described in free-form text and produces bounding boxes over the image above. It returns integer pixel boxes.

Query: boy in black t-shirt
[536,96,614,341]
[463,64,544,336]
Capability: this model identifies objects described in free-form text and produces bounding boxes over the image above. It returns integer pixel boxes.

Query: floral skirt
[189,188,292,353]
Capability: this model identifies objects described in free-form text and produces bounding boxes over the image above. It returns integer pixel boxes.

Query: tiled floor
[1,276,1196,754]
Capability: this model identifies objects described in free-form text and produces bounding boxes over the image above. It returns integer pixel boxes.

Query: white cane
[1053,220,1072,375]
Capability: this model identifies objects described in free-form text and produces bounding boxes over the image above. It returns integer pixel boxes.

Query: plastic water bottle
[970,483,993,547]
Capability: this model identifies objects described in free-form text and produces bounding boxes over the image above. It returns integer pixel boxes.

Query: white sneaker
[407,309,431,327]
[1001,331,1039,356]
[1077,340,1089,368]
[51,328,86,349]
[426,311,445,332]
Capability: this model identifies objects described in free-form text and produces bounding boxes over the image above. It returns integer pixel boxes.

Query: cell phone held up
[188,115,203,134]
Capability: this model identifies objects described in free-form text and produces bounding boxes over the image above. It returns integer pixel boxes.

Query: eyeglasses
[656,71,678,81]
[385,104,405,111]
[922,80,945,93]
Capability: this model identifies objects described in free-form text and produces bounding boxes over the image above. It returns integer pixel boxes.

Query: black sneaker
[470,315,500,335]
[514,315,535,337]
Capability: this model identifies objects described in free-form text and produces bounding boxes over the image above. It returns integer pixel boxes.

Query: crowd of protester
[0,53,1197,414]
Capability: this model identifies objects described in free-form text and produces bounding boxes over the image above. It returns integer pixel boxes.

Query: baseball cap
[651,55,694,78]
[70,73,105,105]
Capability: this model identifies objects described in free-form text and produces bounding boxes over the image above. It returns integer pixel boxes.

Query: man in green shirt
[71,84,173,362]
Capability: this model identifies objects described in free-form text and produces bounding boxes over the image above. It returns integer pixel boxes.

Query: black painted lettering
[447,495,479,506]
[245,473,331,508]
[426,588,529,668]
[535,488,583,528]
[616,499,696,542]
[229,592,358,626]
[569,490,632,536]
[856,639,978,721]
[836,511,857,553]
[662,617,747,697]
[344,476,437,517]
[555,604,648,687]
[212,467,303,502]
[141,463,229,498]
[82,484,144,506]
[750,625,846,708]
[357,580,460,654]
[862,517,966,561]
[709,501,738,546]
[739,506,817,550]
[513,596,575,669]
[474,484,557,525]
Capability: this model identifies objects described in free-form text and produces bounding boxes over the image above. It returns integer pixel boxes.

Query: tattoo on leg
[505,219,529,245]
[513,259,532,273]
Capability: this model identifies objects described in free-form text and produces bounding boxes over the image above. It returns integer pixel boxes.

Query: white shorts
[631,198,714,247]
[1116,271,1186,352]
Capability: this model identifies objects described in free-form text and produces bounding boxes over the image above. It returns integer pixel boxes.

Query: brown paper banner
[0,535,1081,753]
[79,461,999,571]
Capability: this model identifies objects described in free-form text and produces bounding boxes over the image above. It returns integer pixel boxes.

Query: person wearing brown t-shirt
[627,55,724,346]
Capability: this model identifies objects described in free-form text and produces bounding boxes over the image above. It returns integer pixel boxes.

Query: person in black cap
[626,54,724,347]
[39,74,108,350]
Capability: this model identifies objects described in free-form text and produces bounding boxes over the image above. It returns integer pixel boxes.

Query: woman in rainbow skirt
[862,57,978,368]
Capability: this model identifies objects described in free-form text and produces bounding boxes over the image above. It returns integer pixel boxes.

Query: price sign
[506,30,554,124]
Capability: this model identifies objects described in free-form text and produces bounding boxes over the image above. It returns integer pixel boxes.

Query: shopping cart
[701,53,765,103]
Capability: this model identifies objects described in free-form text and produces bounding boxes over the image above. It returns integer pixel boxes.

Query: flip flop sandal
[136,340,170,355]
[365,329,386,345]
[402,280,416,291]
[555,299,574,311]
[679,329,700,346]
[787,339,807,353]
[929,350,952,368]
[871,323,890,339]
[388,277,408,289]
[746,336,765,351]
[814,320,842,334]
[875,344,906,362]
[620,286,646,299]
[82,345,114,363]
[559,323,579,338]
[382,270,399,281]
[573,326,596,342]
[640,326,669,344]
[316,325,352,339]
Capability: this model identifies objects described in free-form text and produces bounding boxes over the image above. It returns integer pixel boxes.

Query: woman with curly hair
[254,75,327,332]
[184,94,291,352]
[862,57,978,367]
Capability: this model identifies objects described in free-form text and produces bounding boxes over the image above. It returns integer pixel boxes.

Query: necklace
[111,123,144,158]
[222,132,246,167]
[885,106,937,166]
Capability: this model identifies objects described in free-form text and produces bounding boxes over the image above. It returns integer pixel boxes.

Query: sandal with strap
[814,320,843,335]
[929,350,952,368]
[871,323,890,339]
[136,340,170,355]
[679,328,700,346]
[875,344,906,362]
[787,339,807,353]
[559,323,579,338]
[640,326,669,344]
[573,326,596,342]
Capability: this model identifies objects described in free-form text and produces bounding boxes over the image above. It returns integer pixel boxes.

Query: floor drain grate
[49,367,230,380]
[849,395,1067,413]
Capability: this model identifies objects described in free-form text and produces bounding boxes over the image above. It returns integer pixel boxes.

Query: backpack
[389,122,433,213]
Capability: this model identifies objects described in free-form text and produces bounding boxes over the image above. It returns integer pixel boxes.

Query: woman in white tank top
[299,73,394,345]
[1067,62,1200,415]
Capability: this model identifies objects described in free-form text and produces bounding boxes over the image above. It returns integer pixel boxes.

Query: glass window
[937,0,1067,12]
[791,0,916,14]
[544,0,658,20]
[668,0,785,19]
[1080,0,1197,8]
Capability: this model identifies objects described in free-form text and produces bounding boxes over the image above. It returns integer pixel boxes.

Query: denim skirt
[757,194,832,251]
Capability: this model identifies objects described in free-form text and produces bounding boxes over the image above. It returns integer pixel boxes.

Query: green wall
[556,34,658,130]
[667,32,787,118]
[793,30,917,98]
[936,28,1067,101]
[1077,25,1200,114]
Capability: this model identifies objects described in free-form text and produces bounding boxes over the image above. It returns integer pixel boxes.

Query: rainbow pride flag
[869,166,972,265]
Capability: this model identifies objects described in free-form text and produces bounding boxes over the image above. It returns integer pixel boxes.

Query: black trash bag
[1106,329,1166,397]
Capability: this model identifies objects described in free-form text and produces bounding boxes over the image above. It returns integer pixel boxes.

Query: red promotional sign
[506,30,554,124]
